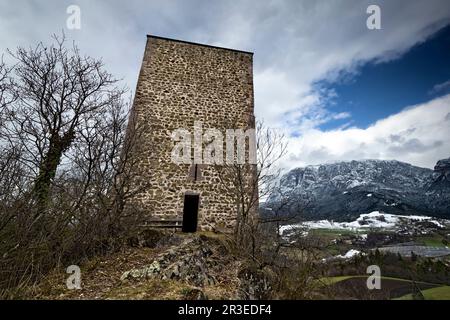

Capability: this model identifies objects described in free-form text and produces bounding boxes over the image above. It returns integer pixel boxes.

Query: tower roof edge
[146,34,254,55]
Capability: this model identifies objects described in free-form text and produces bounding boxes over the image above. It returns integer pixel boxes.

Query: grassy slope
[419,234,446,247]
[319,275,437,286]
[18,233,240,300]
[321,275,450,300]
[395,286,450,300]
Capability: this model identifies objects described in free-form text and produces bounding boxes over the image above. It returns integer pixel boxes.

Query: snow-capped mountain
[265,157,450,221]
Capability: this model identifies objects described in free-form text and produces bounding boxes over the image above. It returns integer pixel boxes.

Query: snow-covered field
[335,249,363,259]
[281,211,449,235]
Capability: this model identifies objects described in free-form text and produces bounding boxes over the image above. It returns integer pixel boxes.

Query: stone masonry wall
[127,36,255,231]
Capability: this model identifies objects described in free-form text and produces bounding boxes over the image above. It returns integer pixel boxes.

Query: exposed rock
[432,157,450,192]
[121,235,227,287]
[434,157,450,182]
[120,261,161,281]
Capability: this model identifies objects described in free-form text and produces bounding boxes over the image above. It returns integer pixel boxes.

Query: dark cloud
[430,80,450,95]
[388,138,444,154]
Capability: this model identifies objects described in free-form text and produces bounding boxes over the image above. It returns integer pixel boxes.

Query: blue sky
[0,0,449,169]
[319,25,450,131]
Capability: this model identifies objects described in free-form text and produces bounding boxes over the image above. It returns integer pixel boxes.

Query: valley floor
[15,215,450,300]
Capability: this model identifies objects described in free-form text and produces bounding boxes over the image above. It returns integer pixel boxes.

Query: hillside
[19,232,270,300]
[266,157,450,221]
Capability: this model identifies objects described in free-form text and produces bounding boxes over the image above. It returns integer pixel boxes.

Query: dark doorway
[182,194,199,233]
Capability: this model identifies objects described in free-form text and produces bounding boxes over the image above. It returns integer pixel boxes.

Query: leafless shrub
[215,120,329,299]
[215,120,287,255]
[0,34,144,295]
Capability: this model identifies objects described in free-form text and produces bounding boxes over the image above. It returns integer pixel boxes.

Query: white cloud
[0,0,449,168]
[284,94,450,169]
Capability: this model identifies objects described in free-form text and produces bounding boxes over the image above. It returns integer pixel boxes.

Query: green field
[319,275,430,286]
[317,275,355,286]
[395,286,450,300]
[419,234,447,247]
[319,275,449,300]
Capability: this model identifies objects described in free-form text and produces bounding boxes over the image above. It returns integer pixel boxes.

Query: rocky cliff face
[432,157,450,185]
[266,158,450,221]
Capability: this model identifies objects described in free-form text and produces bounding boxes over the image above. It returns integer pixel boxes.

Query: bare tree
[0,57,17,112]
[213,121,329,299]
[1,34,124,212]
[61,95,146,246]
[0,34,144,293]
[215,120,288,259]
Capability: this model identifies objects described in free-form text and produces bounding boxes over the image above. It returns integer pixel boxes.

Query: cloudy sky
[1,0,450,169]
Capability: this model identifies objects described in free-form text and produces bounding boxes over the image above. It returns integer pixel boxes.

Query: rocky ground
[24,230,272,300]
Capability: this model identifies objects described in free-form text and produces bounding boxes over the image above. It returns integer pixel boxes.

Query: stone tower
[127,35,256,232]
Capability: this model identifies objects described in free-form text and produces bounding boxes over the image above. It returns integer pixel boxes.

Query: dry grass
[18,233,241,300]
[23,247,161,299]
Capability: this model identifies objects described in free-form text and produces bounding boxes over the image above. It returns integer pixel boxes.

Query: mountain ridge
[266,157,450,222]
